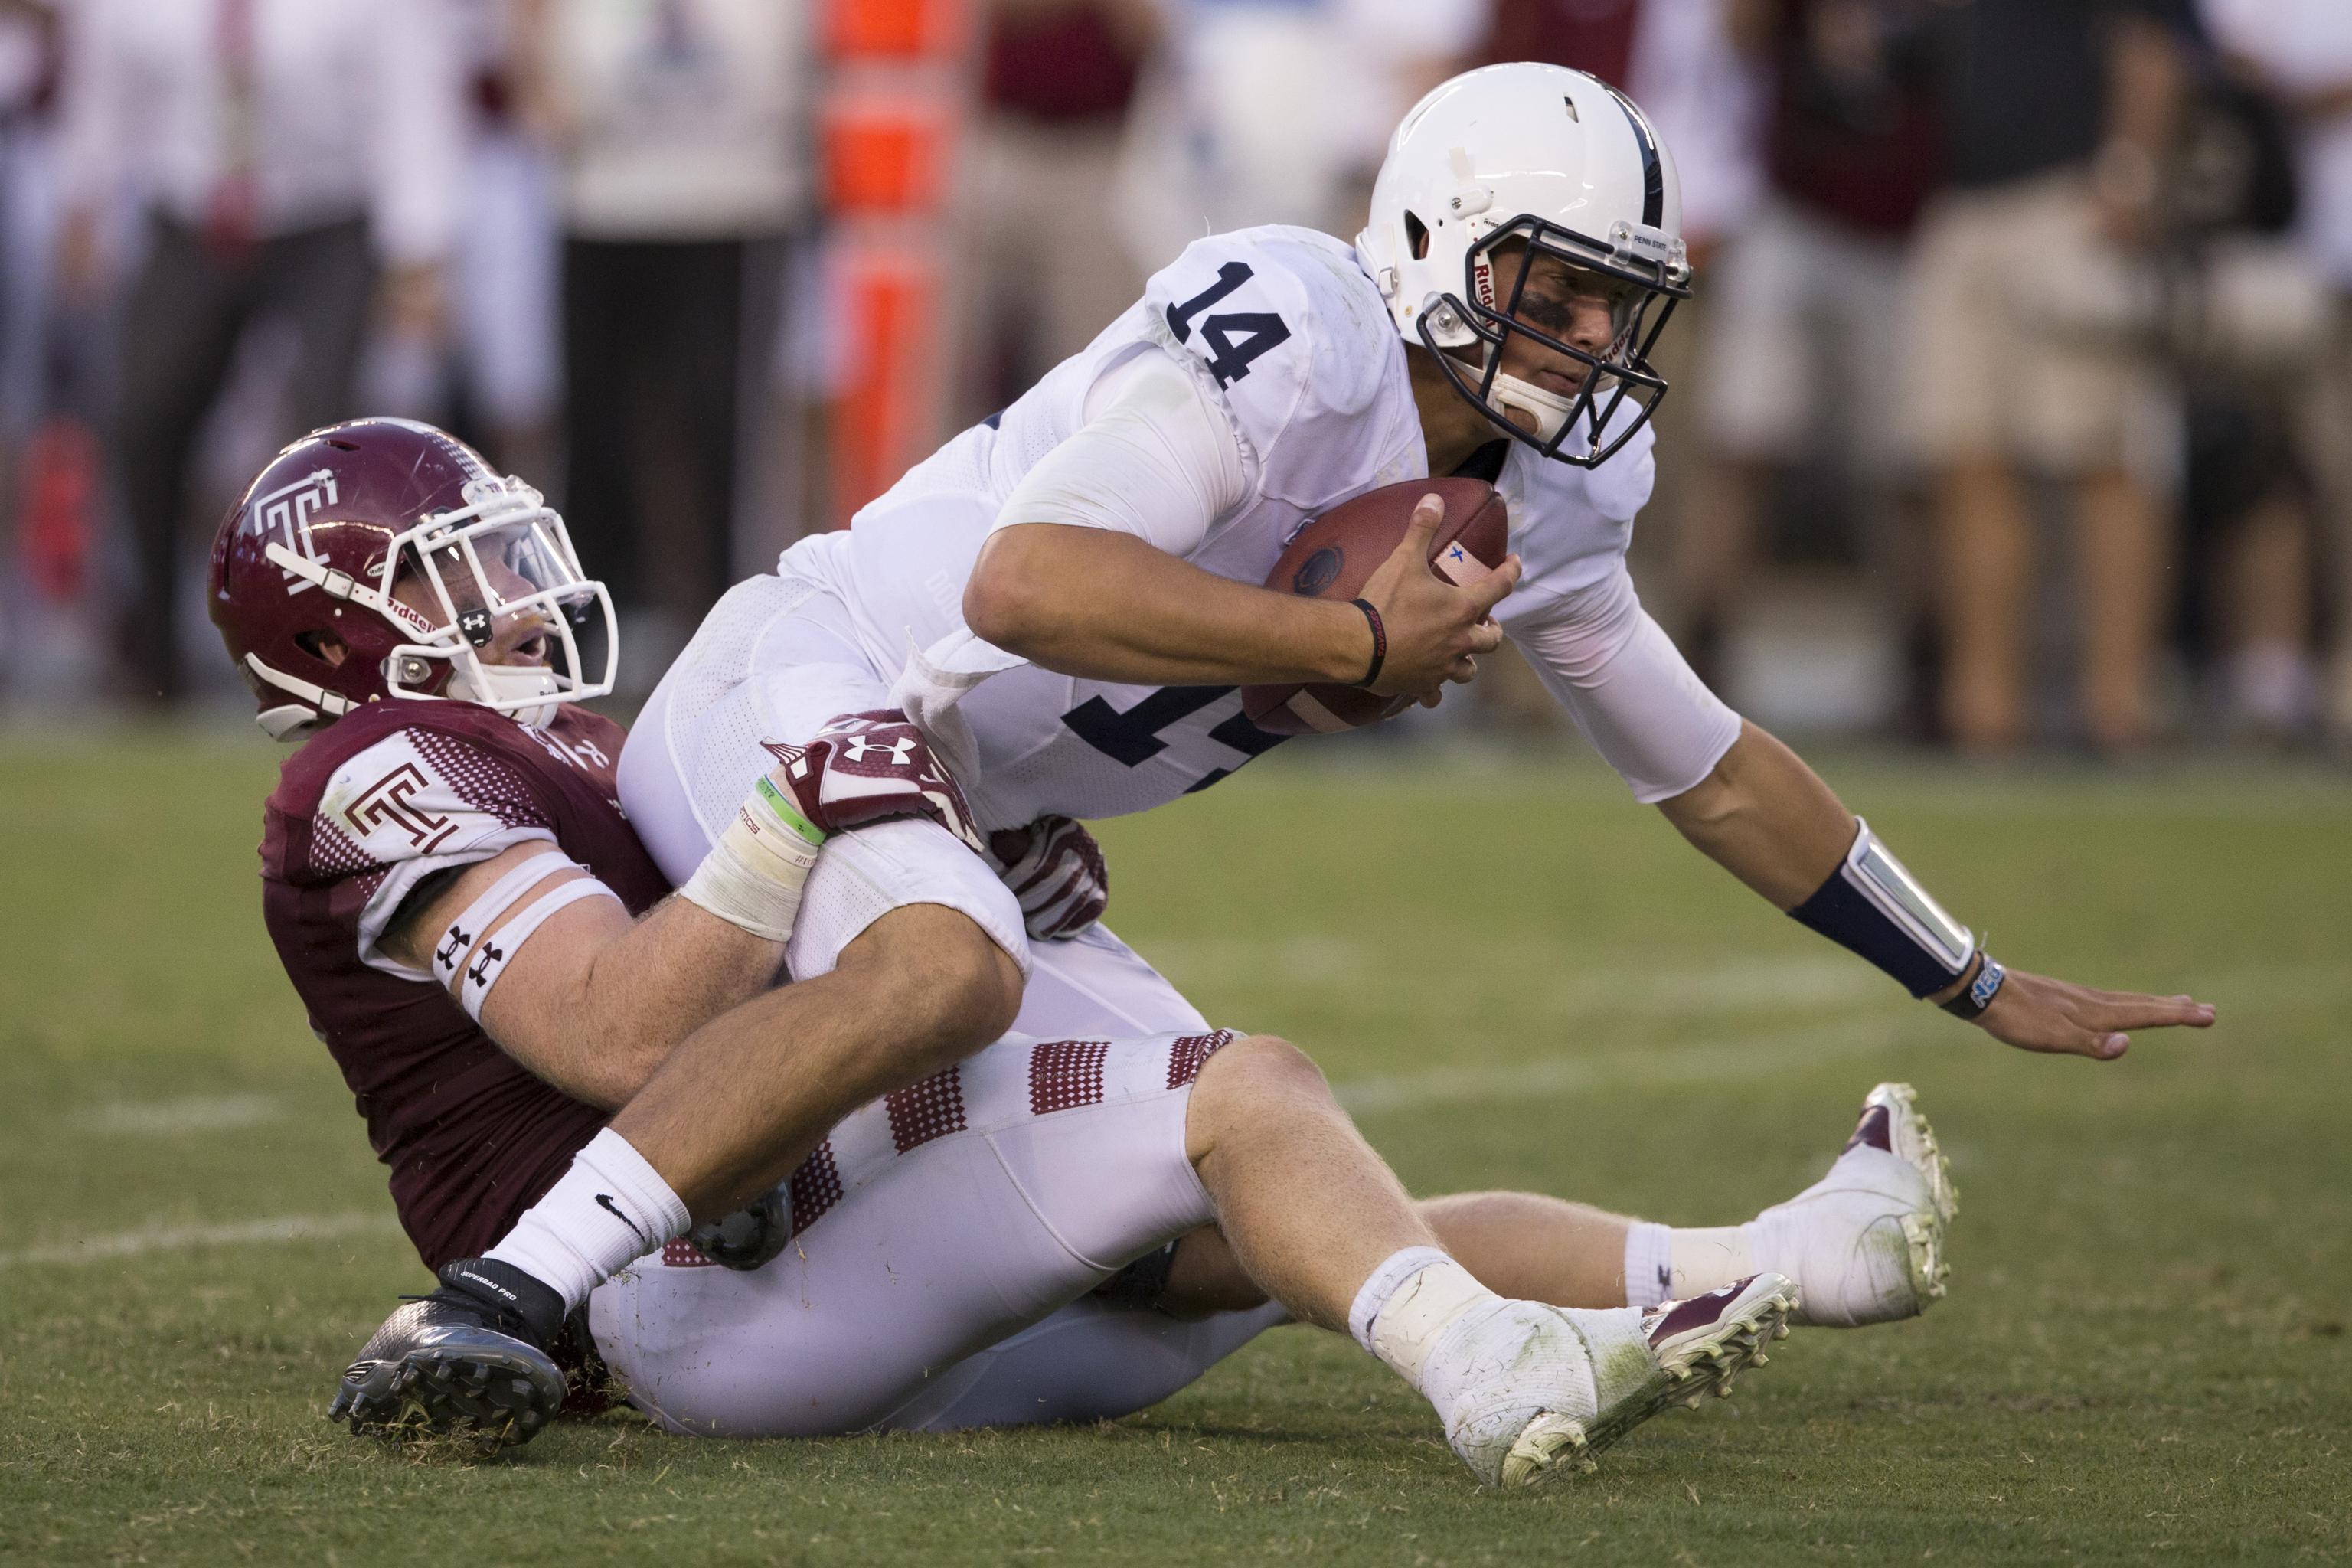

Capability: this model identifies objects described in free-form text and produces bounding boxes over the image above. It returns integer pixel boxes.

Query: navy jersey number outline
[1064,261,1292,786]
[1062,685,1289,795]
[1165,263,1292,388]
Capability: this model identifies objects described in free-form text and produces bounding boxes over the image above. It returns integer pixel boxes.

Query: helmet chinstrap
[1422,212,1686,469]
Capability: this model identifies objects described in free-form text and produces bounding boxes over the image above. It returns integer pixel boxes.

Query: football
[1240,477,1510,735]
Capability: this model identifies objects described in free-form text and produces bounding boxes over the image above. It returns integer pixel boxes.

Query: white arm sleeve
[1509,567,1744,804]
[989,348,1251,558]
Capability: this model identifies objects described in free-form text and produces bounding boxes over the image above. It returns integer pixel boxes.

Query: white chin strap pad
[1488,371,1573,443]
[448,660,563,729]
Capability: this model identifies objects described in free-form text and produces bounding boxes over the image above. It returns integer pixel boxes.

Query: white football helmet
[1357,62,1693,468]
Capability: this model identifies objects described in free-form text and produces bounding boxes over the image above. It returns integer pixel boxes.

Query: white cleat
[1544,1272,1798,1481]
[1429,1297,1609,1490]
[1436,1276,1799,1490]
[1753,1081,1958,1328]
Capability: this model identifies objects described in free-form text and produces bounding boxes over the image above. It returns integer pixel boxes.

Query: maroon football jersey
[259,699,670,1268]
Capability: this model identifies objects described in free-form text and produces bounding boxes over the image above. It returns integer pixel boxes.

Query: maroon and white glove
[681,709,984,942]
[767,709,985,852]
[986,815,1109,941]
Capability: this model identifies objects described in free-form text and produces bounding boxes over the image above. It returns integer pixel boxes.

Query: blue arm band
[1787,819,1975,998]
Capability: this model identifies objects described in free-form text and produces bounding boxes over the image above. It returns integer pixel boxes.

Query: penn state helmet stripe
[1599,82,1664,230]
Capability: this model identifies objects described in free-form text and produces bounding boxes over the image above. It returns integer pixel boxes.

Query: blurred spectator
[1673,0,1939,700]
[55,0,465,704]
[953,0,1155,427]
[1480,0,1767,727]
[0,0,63,691]
[364,0,564,485]
[2198,0,2352,747]
[0,0,52,442]
[1117,0,1481,268]
[514,0,814,674]
[1906,0,2196,753]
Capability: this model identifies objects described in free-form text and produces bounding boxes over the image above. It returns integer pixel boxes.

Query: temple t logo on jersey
[344,763,457,852]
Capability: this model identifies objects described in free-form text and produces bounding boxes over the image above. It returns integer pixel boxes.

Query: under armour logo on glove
[987,815,1109,940]
[763,710,984,852]
[842,733,918,766]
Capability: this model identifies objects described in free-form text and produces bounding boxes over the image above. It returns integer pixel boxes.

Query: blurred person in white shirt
[54,0,465,704]
[512,0,815,683]
[1116,0,1486,268]
[2198,0,2352,747]
[364,0,563,488]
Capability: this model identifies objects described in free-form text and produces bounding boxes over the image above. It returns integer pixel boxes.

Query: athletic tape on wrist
[433,850,573,990]
[677,775,828,941]
[1788,818,1974,998]
[453,878,617,1020]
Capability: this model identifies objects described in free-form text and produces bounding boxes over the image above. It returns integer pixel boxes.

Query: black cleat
[328,1258,568,1449]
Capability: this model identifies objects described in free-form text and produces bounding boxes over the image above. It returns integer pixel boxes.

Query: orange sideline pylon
[822,0,971,527]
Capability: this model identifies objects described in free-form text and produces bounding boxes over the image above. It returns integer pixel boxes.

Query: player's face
[1491,251,1640,410]
[390,529,559,668]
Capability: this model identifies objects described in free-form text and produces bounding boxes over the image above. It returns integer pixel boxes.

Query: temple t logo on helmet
[207,418,618,738]
[1356,62,1694,468]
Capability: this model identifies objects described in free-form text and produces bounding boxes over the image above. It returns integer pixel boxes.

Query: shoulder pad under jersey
[1140,227,1409,503]
[277,705,564,978]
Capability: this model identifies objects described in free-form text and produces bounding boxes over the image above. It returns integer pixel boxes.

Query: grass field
[2,727,2349,1566]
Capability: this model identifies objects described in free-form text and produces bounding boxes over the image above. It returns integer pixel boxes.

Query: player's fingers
[1988,987,2125,1059]
[2087,994,2216,1031]
[1463,618,1504,655]
[1446,654,1478,684]
[1400,493,1446,552]
[2024,1021,2129,1060]
[1465,554,1523,615]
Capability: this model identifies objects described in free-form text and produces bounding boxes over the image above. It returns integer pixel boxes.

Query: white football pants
[609,560,1272,1435]
[586,1028,1284,1437]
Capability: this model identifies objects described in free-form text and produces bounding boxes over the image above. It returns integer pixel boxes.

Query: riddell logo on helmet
[256,470,340,595]
[1471,259,1495,311]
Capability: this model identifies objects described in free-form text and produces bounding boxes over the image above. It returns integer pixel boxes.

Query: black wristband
[1350,598,1387,688]
[1939,953,2007,1021]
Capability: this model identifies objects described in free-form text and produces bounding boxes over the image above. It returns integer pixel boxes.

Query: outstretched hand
[1963,967,2215,1060]
[1357,492,1522,701]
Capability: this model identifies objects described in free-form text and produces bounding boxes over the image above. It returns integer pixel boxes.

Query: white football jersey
[788,224,1684,829]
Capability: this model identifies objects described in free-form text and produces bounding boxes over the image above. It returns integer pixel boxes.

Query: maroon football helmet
[208,418,616,737]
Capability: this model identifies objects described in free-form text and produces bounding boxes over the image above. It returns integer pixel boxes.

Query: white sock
[1623,1221,1672,1308]
[1348,1246,1496,1390]
[1623,1220,1756,1309]
[484,1128,691,1313]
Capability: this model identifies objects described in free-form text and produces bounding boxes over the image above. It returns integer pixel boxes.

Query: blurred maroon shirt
[985,2,1139,122]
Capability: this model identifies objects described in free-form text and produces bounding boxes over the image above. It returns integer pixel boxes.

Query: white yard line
[75,1093,282,1135]
[0,1210,402,1271]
